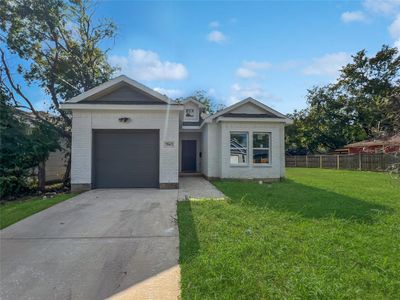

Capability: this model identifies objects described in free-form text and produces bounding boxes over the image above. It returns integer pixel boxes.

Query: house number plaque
[164,141,174,148]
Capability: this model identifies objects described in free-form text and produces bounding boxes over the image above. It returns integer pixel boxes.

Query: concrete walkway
[178,176,226,200]
[0,189,180,300]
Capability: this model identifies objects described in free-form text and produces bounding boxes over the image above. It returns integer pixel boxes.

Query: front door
[181,140,197,172]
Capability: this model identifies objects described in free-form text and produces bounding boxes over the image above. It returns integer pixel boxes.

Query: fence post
[337,155,340,169]
[294,156,297,167]
[306,155,308,168]
[358,153,362,170]
[319,155,322,168]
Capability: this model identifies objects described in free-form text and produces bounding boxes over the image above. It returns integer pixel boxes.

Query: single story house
[60,75,292,192]
[344,135,400,154]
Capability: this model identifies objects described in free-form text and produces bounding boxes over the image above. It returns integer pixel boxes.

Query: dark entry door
[181,140,197,172]
[93,130,159,188]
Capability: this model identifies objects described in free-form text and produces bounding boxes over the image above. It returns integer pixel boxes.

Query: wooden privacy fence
[286,153,400,171]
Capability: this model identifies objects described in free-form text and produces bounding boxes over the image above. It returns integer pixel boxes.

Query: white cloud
[209,21,219,28]
[363,0,400,15]
[235,60,271,78]
[153,87,184,99]
[303,52,352,77]
[208,88,216,96]
[228,83,280,105]
[277,60,302,71]
[341,11,367,23]
[242,61,272,70]
[389,14,400,39]
[109,49,188,81]
[394,39,400,49]
[207,30,227,43]
[236,68,257,78]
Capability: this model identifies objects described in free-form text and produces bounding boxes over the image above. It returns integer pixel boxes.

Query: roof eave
[60,103,184,111]
[216,116,293,124]
[66,75,175,104]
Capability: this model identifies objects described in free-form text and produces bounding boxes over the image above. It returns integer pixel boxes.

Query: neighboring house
[60,75,292,192]
[16,109,68,183]
[44,141,68,183]
[344,135,400,154]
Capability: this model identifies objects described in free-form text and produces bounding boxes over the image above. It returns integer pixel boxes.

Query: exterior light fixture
[118,117,130,123]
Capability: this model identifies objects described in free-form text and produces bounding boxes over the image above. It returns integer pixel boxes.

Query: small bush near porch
[178,168,400,299]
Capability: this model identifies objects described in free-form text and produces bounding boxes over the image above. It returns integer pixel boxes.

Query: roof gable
[66,75,173,104]
[80,82,167,105]
[182,98,205,108]
[207,97,288,120]
[225,102,274,115]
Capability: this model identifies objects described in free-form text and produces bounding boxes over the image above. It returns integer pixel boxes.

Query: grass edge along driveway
[178,168,400,299]
[0,193,77,229]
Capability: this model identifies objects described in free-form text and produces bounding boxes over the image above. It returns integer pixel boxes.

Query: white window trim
[252,132,271,166]
[183,107,200,122]
[230,131,249,166]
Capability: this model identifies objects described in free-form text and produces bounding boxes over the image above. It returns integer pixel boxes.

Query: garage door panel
[93,130,159,188]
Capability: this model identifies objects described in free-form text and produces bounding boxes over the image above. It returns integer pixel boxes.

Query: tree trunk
[63,154,71,188]
[38,161,46,192]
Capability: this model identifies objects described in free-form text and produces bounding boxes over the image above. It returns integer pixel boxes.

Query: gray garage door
[93,130,159,188]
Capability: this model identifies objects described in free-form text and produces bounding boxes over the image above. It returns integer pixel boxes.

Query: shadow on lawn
[219,179,392,223]
[178,200,201,264]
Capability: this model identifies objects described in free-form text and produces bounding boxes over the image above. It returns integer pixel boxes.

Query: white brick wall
[201,126,208,174]
[71,110,180,186]
[71,109,286,185]
[202,123,221,178]
[71,111,92,184]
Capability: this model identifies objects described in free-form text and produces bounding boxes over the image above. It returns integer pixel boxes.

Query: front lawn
[178,168,400,299]
[0,193,77,229]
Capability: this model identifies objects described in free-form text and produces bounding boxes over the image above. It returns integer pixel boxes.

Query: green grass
[0,193,77,229]
[178,168,400,299]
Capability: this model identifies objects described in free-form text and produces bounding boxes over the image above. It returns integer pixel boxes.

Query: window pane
[253,149,269,164]
[231,133,247,147]
[185,109,195,117]
[253,133,269,148]
[230,132,247,164]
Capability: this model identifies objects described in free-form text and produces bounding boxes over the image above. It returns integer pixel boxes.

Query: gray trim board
[221,113,283,118]
[71,184,91,193]
[182,120,203,126]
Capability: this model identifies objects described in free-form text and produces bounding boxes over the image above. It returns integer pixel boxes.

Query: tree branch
[1,48,42,120]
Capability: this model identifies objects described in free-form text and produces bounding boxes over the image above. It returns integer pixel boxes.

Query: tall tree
[287,45,400,153]
[0,0,116,184]
[336,46,400,137]
[0,86,60,198]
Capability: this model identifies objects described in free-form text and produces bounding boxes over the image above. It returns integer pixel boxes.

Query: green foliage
[0,0,116,105]
[177,90,225,114]
[178,169,400,299]
[0,192,77,229]
[1,0,117,184]
[287,45,400,153]
[0,89,60,198]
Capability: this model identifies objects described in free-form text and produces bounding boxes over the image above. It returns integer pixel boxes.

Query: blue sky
[26,1,400,113]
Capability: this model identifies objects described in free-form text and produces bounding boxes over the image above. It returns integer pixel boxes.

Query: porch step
[179,172,202,177]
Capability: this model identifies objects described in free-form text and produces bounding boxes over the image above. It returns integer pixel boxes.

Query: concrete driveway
[0,189,180,300]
